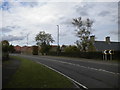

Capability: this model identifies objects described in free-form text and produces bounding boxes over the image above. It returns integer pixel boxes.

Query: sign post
[103,50,107,60]
[103,50,114,60]
[109,50,114,60]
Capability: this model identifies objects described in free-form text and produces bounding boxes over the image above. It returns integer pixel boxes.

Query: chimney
[90,35,95,43]
[105,36,110,44]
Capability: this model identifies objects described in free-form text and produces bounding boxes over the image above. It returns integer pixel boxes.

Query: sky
[0,0,119,46]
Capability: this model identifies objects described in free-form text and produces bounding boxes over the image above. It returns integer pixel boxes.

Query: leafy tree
[87,42,96,52]
[9,44,15,53]
[2,40,9,60]
[35,31,54,55]
[2,40,9,52]
[72,17,94,52]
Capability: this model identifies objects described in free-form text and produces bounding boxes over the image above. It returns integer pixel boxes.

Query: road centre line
[36,61,88,89]
[57,60,120,75]
[33,57,120,75]
[38,55,118,66]
[16,55,120,75]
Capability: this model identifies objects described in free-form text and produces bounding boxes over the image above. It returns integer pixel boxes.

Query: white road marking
[12,54,120,75]
[36,61,88,89]
[34,57,120,75]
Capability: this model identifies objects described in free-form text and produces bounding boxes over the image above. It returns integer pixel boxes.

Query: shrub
[32,46,38,55]
[2,40,9,60]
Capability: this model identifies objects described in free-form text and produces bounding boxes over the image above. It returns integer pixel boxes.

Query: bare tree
[72,17,94,52]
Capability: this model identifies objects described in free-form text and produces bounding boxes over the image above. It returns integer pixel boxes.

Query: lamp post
[27,33,29,46]
[57,25,59,46]
[57,25,60,55]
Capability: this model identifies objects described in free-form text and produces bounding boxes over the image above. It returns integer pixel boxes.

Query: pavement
[10,54,120,89]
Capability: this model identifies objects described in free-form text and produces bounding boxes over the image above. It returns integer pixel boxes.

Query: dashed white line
[13,54,120,75]
[37,58,120,75]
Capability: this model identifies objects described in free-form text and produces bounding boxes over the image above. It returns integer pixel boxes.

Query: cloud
[2,35,25,41]
[20,2,38,7]
[98,11,110,16]
[1,27,12,33]
[75,2,95,17]
[1,1,11,11]
[0,1,118,46]
[79,11,88,16]
[110,30,120,35]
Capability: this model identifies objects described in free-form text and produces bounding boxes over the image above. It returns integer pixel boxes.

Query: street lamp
[57,25,59,46]
[57,25,60,55]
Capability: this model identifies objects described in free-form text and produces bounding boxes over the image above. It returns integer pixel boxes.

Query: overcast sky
[0,0,119,46]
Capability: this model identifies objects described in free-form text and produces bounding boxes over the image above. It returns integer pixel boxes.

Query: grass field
[5,56,74,88]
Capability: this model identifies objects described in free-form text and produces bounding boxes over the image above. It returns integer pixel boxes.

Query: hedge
[48,51,120,60]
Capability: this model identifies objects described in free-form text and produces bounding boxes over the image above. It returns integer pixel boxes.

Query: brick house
[14,45,21,53]
[49,45,58,52]
[21,46,32,54]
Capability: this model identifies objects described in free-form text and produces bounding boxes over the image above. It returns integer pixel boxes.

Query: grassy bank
[5,56,74,88]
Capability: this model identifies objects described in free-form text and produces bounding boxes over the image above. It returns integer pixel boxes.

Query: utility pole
[57,25,60,55]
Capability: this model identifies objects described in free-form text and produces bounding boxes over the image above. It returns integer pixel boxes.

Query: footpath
[2,57,21,88]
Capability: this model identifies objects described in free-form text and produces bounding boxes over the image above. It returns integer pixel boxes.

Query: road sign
[103,50,114,60]
[109,50,114,54]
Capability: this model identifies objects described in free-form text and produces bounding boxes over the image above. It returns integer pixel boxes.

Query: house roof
[94,41,120,51]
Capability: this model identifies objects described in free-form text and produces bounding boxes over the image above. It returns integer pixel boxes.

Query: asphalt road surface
[11,54,120,89]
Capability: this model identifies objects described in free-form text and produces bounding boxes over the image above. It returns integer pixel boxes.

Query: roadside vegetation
[5,56,74,88]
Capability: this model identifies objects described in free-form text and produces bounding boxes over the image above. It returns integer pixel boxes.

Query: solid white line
[22,55,120,75]
[15,54,120,75]
[36,61,88,89]
[42,58,120,75]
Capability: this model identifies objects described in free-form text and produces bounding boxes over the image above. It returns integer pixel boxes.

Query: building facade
[89,36,120,52]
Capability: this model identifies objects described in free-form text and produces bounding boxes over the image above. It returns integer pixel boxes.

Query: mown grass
[5,56,74,88]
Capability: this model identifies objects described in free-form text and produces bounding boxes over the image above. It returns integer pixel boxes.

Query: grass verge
[2,60,12,65]
[5,56,74,88]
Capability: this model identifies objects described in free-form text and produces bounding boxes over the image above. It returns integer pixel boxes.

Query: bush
[64,45,80,53]
[48,51,103,60]
[112,51,120,60]
[32,46,38,55]
[2,40,9,60]
[48,51,120,60]
[40,45,51,55]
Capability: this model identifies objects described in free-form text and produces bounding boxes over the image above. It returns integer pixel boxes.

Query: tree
[87,41,96,52]
[2,40,9,60]
[2,40,9,52]
[35,31,54,55]
[9,44,15,53]
[72,17,94,52]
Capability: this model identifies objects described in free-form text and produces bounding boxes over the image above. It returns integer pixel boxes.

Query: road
[11,54,120,89]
